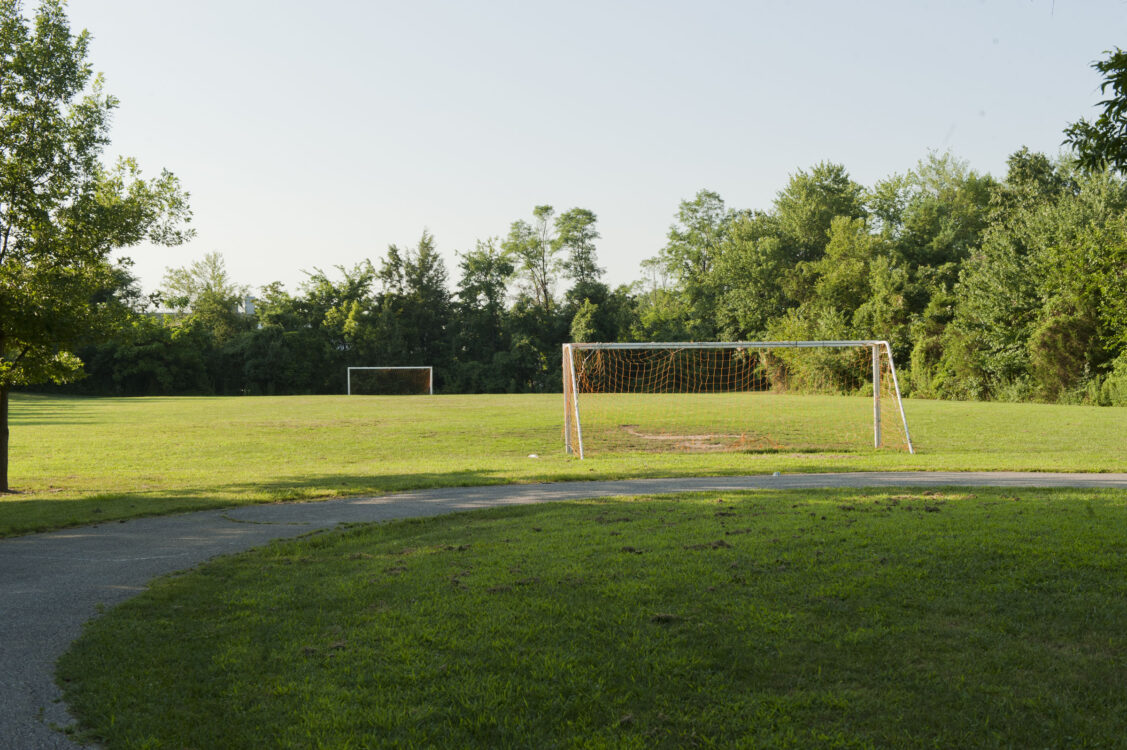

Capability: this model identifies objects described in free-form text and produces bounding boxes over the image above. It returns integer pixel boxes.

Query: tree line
[56,145,1127,405]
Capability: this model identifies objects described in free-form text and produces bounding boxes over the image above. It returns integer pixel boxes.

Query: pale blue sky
[66,0,1126,295]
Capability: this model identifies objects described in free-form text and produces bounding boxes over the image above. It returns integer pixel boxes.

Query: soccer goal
[562,341,914,458]
[347,366,434,395]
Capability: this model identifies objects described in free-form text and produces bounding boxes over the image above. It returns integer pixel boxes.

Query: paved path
[4,471,1127,748]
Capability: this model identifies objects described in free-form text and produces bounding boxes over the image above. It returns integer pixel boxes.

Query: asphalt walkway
[5,472,1127,748]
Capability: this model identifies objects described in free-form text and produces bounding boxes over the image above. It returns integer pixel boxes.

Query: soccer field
[4,391,1127,535]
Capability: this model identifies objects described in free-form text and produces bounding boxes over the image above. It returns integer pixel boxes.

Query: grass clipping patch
[59,489,1127,748]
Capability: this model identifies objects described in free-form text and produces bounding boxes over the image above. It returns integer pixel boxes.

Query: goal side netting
[562,341,914,458]
[347,366,434,395]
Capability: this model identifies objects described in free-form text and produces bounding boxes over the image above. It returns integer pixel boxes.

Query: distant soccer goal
[347,366,434,395]
[562,341,914,458]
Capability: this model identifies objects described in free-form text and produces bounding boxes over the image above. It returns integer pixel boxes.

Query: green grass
[5,391,1127,536]
[578,392,912,452]
[58,488,1127,748]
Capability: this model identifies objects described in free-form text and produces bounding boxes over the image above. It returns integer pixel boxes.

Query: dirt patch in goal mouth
[619,425,778,453]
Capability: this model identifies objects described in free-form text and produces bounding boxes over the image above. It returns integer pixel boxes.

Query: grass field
[5,391,1127,536]
[576,391,912,453]
[58,488,1127,748]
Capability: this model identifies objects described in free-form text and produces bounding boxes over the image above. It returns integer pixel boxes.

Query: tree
[302,262,379,391]
[862,154,994,383]
[658,190,732,283]
[503,205,560,315]
[712,212,790,339]
[553,207,620,340]
[774,163,866,262]
[1064,48,1127,173]
[567,285,636,344]
[160,251,247,311]
[556,207,604,296]
[813,216,883,315]
[376,231,453,374]
[0,1,191,491]
[503,203,605,314]
[501,206,601,389]
[160,251,249,345]
[651,190,738,338]
[988,147,1075,224]
[891,153,994,272]
[450,239,515,391]
[568,299,600,342]
[455,239,512,328]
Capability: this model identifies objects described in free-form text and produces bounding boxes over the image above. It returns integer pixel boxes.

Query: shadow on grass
[0,470,515,537]
[7,394,100,426]
[11,431,1047,540]
[9,393,250,426]
[2,456,961,539]
[56,489,1127,749]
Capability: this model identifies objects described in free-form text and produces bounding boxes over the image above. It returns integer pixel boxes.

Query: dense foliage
[52,148,1127,406]
[1064,47,1127,173]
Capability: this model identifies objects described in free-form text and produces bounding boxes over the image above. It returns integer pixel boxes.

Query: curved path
[5,471,1127,748]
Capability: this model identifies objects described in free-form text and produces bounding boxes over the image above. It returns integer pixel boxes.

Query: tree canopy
[0,0,191,490]
[1065,48,1127,173]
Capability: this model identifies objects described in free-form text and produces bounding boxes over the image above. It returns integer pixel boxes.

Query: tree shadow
[7,394,100,426]
[0,469,515,536]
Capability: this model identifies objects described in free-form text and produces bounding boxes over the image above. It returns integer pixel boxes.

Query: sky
[61,0,1127,297]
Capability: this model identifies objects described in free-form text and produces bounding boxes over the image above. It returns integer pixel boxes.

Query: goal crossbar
[567,340,892,350]
[347,366,434,395]
[563,340,914,457]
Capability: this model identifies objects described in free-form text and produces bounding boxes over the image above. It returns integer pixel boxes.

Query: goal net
[347,366,434,395]
[562,341,913,458]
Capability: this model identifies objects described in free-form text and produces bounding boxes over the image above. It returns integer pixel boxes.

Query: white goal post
[562,340,914,458]
[347,366,434,395]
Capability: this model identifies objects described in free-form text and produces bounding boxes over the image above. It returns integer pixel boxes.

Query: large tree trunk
[0,386,8,492]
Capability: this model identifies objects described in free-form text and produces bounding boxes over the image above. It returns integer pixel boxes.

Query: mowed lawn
[59,488,1127,748]
[4,391,1127,535]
